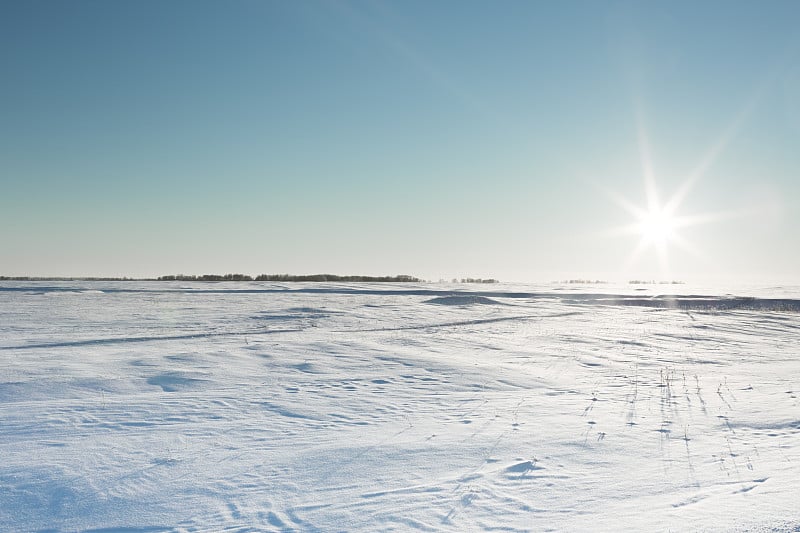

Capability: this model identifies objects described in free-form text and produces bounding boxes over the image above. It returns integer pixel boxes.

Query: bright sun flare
[603,112,736,278]
[637,207,676,246]
[601,97,761,279]
[608,188,698,279]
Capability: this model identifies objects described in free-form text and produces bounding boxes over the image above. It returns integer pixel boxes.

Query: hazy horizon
[2,1,799,284]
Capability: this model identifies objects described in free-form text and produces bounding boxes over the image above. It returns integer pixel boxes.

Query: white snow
[1,281,799,532]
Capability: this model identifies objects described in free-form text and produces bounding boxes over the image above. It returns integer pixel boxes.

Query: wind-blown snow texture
[1,281,799,532]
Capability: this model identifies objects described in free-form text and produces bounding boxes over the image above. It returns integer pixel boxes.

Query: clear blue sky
[2,0,799,282]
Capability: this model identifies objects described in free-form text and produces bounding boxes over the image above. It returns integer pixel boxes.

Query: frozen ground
[1,281,799,532]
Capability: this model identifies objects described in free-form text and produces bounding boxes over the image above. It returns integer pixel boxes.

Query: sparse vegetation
[253,274,421,282]
[158,274,254,281]
[0,276,143,281]
[1,274,424,283]
[628,280,685,285]
[159,274,423,283]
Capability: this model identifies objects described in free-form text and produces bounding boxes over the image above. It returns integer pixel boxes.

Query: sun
[637,206,676,246]
[602,114,731,278]
[601,95,756,279]
[606,185,697,278]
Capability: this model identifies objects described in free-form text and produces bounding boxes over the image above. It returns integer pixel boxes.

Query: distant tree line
[255,274,421,282]
[0,276,142,281]
[158,274,255,281]
[156,274,422,282]
[628,280,684,285]
[2,274,505,284]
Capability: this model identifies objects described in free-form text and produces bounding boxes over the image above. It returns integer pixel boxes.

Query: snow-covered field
[1,281,799,532]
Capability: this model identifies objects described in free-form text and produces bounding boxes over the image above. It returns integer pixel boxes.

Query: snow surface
[1,281,799,532]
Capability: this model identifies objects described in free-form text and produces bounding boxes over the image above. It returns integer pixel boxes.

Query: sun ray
[663,88,764,216]
[623,237,651,273]
[602,222,648,238]
[655,240,670,279]
[669,232,708,262]
[604,188,648,220]
[636,108,660,213]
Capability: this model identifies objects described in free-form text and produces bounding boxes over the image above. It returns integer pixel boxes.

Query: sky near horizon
[1,1,799,283]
